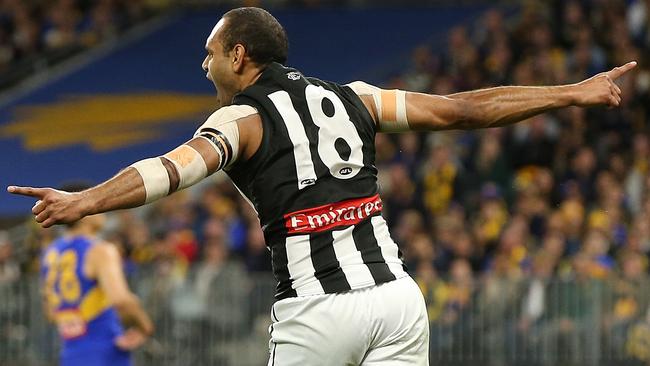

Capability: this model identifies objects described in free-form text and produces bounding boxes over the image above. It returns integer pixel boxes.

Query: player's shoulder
[40,242,60,265]
[41,236,71,258]
[205,104,260,126]
[44,237,63,251]
[345,80,379,95]
[87,240,121,264]
[79,240,121,278]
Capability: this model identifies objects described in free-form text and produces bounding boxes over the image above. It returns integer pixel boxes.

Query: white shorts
[267,276,429,365]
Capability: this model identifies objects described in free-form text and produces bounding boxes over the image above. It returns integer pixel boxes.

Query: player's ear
[232,44,246,73]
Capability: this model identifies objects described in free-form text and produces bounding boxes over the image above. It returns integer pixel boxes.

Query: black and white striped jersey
[228,63,407,300]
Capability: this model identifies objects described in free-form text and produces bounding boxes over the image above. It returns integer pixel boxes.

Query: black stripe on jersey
[310,231,351,293]
[272,242,297,300]
[352,215,397,283]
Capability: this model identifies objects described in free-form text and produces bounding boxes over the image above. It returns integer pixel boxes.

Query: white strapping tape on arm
[395,89,407,124]
[194,104,256,170]
[346,81,409,132]
[130,158,170,204]
[162,145,208,190]
[128,105,256,204]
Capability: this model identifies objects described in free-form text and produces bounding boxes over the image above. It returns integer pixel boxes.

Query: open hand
[572,61,637,108]
[115,328,149,351]
[6,186,90,228]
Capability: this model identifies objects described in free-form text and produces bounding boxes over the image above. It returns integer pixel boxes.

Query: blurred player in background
[10,7,635,366]
[40,183,153,366]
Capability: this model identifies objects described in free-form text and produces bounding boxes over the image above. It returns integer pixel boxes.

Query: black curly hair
[220,7,288,65]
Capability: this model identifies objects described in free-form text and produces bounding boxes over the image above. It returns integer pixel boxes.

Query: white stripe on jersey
[284,217,406,297]
[331,226,375,289]
[285,235,324,296]
[268,91,318,190]
[371,216,406,278]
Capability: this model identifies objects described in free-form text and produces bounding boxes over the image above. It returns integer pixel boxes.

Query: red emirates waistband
[284,194,382,234]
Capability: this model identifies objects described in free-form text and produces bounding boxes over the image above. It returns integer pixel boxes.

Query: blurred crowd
[1,0,650,364]
[0,0,162,88]
[380,0,650,363]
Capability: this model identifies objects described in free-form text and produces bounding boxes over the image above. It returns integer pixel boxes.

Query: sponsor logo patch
[284,194,382,234]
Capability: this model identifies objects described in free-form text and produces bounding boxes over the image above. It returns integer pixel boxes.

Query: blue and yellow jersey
[40,235,131,366]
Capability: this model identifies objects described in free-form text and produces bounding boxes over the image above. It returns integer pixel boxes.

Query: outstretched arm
[8,136,219,227]
[8,105,261,228]
[349,61,636,132]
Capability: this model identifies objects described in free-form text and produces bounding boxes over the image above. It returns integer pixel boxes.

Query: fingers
[115,330,147,350]
[7,186,49,198]
[606,90,621,107]
[604,74,623,108]
[610,86,621,106]
[41,218,56,229]
[34,199,53,224]
[35,208,57,227]
[35,210,49,224]
[18,189,83,228]
[9,186,55,225]
[30,203,55,227]
[32,200,45,215]
[115,335,131,350]
[607,61,637,80]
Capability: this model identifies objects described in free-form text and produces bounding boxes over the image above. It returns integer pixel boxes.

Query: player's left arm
[7,105,261,228]
[349,61,636,132]
[87,242,154,338]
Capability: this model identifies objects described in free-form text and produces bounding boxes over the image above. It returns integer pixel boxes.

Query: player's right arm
[7,105,262,228]
[349,61,636,132]
[86,242,153,348]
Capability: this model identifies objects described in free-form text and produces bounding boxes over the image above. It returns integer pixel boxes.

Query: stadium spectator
[603,251,650,357]
[0,0,159,89]
[478,252,522,365]
[0,232,18,285]
[170,236,249,364]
